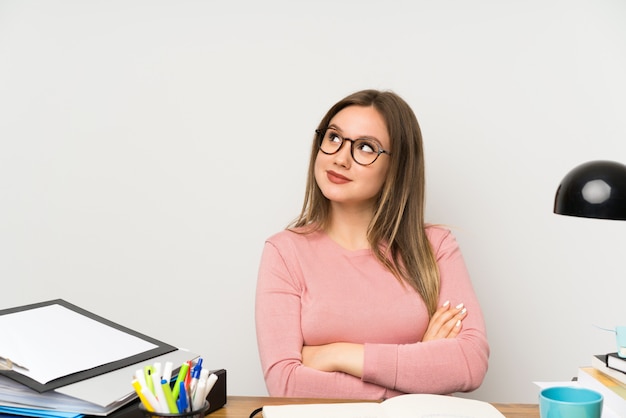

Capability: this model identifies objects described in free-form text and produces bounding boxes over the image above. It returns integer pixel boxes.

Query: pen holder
[138,401,210,418]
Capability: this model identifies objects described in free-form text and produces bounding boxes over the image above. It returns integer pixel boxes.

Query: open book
[262,394,505,418]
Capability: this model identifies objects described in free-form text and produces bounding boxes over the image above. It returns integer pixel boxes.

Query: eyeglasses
[315,128,391,166]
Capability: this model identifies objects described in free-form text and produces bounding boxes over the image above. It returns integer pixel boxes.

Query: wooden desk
[209,396,540,417]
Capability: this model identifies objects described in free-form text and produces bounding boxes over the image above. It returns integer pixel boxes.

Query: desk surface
[209,396,540,417]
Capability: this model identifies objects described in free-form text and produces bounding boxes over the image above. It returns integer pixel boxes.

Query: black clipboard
[0,299,177,393]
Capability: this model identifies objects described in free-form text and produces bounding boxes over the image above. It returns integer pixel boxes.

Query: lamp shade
[554,160,626,220]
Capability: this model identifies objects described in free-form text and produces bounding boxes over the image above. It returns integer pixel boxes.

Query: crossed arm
[301,300,468,378]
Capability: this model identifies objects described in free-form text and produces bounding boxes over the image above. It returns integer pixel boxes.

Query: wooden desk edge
[210,395,539,418]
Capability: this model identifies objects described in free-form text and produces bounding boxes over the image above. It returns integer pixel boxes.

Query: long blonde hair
[290,89,440,316]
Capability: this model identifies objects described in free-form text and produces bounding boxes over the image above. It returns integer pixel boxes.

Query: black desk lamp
[554,160,626,357]
[554,160,626,221]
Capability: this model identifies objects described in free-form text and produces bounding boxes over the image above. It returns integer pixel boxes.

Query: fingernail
[455,303,464,309]
[460,308,467,315]
[456,320,462,327]
[443,300,450,307]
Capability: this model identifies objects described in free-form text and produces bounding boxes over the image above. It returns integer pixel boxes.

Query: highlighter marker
[161,378,179,414]
[171,361,190,401]
[143,365,155,395]
[131,379,155,412]
[184,361,192,391]
[134,369,149,393]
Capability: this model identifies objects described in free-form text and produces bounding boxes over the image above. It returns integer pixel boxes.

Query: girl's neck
[325,203,373,251]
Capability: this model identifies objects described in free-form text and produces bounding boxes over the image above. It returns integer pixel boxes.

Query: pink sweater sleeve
[362,230,489,394]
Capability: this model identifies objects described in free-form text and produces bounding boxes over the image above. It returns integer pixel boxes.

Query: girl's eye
[328,133,342,143]
[356,140,377,154]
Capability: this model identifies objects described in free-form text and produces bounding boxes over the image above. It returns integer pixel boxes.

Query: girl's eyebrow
[328,124,382,143]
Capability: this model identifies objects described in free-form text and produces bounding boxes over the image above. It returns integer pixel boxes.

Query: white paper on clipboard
[0,303,156,384]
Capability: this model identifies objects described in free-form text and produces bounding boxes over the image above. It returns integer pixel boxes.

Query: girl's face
[314,105,391,211]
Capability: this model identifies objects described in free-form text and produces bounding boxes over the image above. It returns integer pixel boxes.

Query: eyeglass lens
[319,129,383,165]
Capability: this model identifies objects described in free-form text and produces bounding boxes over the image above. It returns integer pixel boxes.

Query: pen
[131,379,156,412]
[161,378,179,414]
[171,361,190,401]
[204,373,218,399]
[192,379,206,411]
[177,381,189,413]
[194,372,218,408]
[0,356,29,372]
[198,368,209,383]
[192,369,209,406]
[188,358,203,397]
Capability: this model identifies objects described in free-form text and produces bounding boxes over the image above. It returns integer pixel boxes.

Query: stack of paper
[0,300,198,418]
[0,374,122,417]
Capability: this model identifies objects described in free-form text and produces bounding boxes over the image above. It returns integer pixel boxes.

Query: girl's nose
[332,141,352,168]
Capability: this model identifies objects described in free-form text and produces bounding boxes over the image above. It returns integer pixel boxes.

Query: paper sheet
[0,304,156,384]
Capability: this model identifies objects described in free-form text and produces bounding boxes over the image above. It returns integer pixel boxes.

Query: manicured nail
[455,303,464,309]
[456,320,462,327]
[443,300,450,307]
[460,308,467,315]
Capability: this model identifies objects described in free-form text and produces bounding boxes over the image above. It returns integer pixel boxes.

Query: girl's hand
[422,300,467,342]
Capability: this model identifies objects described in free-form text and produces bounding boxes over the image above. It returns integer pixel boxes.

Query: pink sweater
[255,226,489,399]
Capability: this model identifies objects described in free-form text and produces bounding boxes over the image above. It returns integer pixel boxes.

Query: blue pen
[188,358,203,398]
[177,381,189,413]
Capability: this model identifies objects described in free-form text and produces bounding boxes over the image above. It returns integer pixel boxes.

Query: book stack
[577,353,626,417]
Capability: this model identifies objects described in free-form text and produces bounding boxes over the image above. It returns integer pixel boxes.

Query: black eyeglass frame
[315,128,392,166]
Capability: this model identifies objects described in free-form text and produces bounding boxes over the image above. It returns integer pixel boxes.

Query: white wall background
[1,0,625,404]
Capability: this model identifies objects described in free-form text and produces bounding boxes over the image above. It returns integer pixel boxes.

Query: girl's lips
[327,170,351,184]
